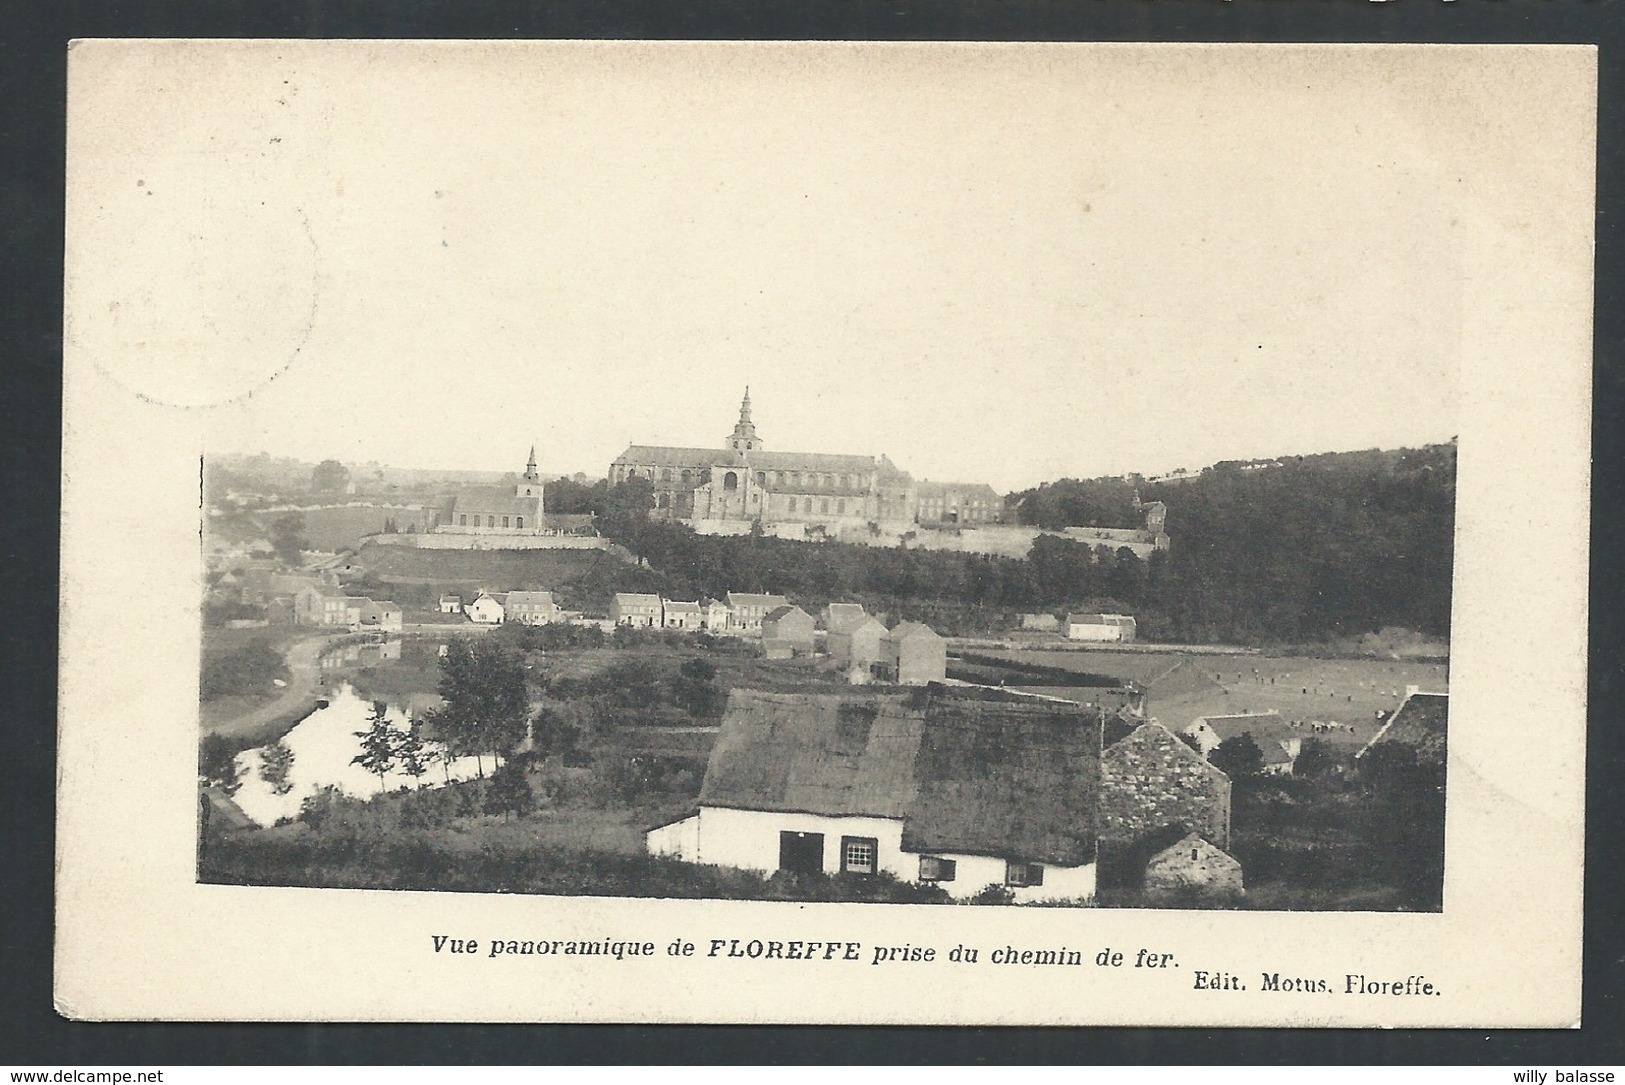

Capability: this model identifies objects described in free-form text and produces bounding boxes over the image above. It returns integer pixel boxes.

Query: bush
[968,883,1016,906]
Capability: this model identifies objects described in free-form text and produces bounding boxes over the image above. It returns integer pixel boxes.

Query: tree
[394,718,430,788]
[673,656,723,717]
[1209,733,1265,780]
[1293,737,1340,778]
[259,739,296,795]
[269,512,308,568]
[352,701,397,787]
[435,638,531,774]
[311,459,351,494]
[484,759,535,820]
[199,733,241,796]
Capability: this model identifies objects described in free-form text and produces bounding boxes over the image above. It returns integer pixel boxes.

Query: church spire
[727,387,761,452]
[526,444,538,476]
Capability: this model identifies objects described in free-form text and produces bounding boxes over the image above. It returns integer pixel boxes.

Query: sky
[68,42,1498,492]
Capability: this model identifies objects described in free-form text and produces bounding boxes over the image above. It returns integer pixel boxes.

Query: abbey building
[609,390,1002,533]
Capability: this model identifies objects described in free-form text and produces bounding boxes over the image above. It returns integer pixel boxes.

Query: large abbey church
[609,390,1002,533]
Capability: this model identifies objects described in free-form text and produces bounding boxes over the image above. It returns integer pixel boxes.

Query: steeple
[517,444,543,501]
[727,387,761,452]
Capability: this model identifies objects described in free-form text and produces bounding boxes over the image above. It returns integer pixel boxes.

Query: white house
[438,594,463,614]
[646,687,1103,903]
[1066,613,1137,642]
[701,598,732,633]
[662,600,704,630]
[467,591,506,624]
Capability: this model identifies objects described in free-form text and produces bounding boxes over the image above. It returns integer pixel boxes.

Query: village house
[646,688,1106,902]
[701,598,732,633]
[829,613,888,669]
[662,600,705,631]
[504,591,559,626]
[761,605,816,656]
[466,591,506,624]
[879,622,947,685]
[1183,711,1300,775]
[1066,613,1138,642]
[356,600,403,634]
[438,594,463,614]
[611,592,663,628]
[725,592,789,633]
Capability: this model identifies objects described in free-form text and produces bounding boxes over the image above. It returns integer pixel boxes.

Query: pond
[230,682,485,827]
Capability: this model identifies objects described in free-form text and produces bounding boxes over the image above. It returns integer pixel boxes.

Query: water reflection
[230,682,483,827]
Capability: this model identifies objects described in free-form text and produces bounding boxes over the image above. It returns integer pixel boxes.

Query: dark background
[4,0,1622,1065]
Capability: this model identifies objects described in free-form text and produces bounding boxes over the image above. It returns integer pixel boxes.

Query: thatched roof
[700,686,1102,866]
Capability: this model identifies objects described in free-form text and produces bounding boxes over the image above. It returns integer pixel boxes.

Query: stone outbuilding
[1099,720,1232,849]
[1143,833,1244,904]
[761,604,816,655]
[881,622,947,685]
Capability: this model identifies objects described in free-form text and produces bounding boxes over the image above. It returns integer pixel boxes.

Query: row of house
[293,584,402,633]
[609,591,790,634]
[437,590,563,626]
[648,686,1240,904]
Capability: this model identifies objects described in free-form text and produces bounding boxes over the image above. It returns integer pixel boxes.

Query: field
[977,648,1448,748]
[352,543,657,611]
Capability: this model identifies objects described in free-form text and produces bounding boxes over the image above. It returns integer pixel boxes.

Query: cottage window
[819,499,829,514]
[663,468,673,482]
[837,499,846,514]
[841,836,878,875]
[459,515,467,526]
[681,469,692,483]
[756,471,766,486]
[516,517,523,529]
[485,516,494,527]
[787,497,797,513]
[724,471,738,491]
[1005,861,1045,887]
[919,856,956,883]
[502,516,510,528]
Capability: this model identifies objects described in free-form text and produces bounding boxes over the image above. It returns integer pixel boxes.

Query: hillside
[345,543,661,613]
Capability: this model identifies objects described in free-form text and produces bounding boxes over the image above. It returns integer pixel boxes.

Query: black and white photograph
[56,39,1591,1025]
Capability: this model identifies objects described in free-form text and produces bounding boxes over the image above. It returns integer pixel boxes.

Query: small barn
[1143,833,1244,904]
[830,615,887,669]
[761,605,816,655]
[881,622,946,685]
[1183,711,1300,774]
[438,594,463,614]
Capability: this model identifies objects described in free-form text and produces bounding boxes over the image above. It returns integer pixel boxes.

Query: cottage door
[778,831,824,875]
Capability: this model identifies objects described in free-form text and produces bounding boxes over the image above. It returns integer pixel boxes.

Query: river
[229,682,486,827]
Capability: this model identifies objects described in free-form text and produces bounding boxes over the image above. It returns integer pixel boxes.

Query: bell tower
[517,445,542,499]
[727,388,762,452]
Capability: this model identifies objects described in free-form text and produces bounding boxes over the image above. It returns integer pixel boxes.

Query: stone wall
[1099,721,1231,849]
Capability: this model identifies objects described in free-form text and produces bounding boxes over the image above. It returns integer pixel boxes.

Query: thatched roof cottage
[647,686,1104,902]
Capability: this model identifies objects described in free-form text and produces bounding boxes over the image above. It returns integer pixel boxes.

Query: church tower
[727,387,762,452]
[517,445,543,499]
